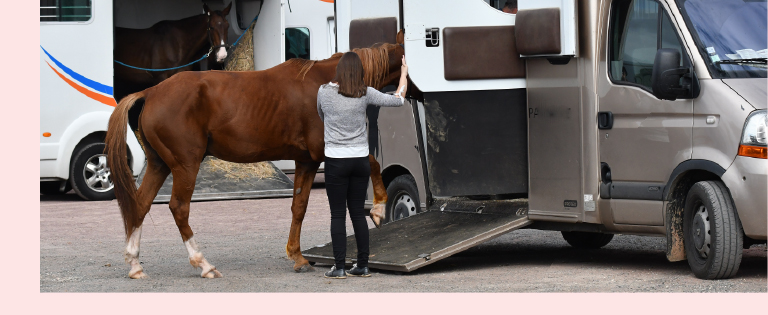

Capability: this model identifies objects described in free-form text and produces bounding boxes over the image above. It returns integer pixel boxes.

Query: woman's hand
[397,56,408,98]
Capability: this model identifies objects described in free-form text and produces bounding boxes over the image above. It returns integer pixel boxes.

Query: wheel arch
[664,159,728,262]
[69,131,134,175]
[381,164,414,189]
[664,159,726,202]
[54,111,144,179]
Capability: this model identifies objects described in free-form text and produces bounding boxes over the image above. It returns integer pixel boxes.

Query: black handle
[598,111,613,130]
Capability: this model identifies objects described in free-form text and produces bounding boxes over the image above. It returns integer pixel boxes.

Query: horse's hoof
[129,270,148,279]
[370,203,385,228]
[294,263,315,273]
[202,269,223,278]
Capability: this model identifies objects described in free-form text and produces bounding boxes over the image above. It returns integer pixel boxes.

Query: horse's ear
[203,3,211,15]
[222,2,232,16]
[396,29,405,45]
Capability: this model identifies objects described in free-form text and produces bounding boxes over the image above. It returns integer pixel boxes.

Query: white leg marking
[216,40,227,62]
[184,236,222,278]
[124,226,147,279]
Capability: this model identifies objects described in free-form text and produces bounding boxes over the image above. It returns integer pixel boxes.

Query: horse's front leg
[368,154,387,228]
[286,160,320,272]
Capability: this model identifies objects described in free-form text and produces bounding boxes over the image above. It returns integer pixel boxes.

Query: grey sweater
[317,83,404,158]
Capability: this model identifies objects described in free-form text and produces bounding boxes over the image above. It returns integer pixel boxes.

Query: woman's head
[333,52,367,98]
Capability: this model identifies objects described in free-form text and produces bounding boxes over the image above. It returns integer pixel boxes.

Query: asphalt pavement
[40,176,766,292]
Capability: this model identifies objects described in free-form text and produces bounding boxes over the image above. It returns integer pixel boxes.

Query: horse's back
[141,69,325,163]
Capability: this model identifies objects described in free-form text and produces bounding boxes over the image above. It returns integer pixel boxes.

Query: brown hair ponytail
[332,52,367,98]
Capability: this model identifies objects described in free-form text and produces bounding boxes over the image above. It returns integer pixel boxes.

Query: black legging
[324,156,370,269]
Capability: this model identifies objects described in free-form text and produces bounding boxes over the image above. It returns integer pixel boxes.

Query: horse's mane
[285,58,317,81]
[286,43,395,87]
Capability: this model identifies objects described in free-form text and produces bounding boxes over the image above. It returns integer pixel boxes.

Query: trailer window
[40,0,92,22]
[286,27,310,60]
[608,0,689,90]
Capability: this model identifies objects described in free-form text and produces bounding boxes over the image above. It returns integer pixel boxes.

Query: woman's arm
[365,56,410,107]
[365,87,404,107]
[396,56,408,99]
[317,88,325,121]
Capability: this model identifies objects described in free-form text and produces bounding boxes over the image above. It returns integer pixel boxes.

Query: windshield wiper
[716,58,767,65]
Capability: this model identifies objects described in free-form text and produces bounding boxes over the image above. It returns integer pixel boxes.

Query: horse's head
[203,2,232,63]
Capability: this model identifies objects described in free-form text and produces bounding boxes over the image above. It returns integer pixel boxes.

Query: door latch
[598,111,613,130]
[425,28,439,47]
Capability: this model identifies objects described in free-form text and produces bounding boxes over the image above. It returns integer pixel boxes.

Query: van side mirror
[652,49,686,100]
[651,48,699,100]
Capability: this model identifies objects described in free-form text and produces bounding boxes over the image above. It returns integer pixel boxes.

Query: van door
[598,0,693,226]
[402,0,577,199]
[253,0,286,70]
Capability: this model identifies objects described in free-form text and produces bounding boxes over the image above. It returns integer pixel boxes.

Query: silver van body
[331,0,766,279]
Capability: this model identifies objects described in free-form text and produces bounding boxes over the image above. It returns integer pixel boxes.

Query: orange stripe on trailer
[738,144,767,159]
[319,0,334,3]
[45,61,117,107]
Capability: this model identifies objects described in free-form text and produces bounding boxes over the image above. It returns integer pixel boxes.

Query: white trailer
[40,0,334,199]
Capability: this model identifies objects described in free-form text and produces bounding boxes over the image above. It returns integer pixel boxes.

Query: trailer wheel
[40,181,71,195]
[70,143,115,201]
[561,231,614,249]
[384,175,420,224]
[683,181,743,279]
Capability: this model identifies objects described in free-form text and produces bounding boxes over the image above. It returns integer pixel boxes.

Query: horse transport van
[303,0,767,279]
[40,0,334,199]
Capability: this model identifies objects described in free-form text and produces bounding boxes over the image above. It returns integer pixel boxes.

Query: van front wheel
[70,143,116,201]
[683,181,743,279]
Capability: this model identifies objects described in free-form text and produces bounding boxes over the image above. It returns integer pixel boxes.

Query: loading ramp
[303,199,530,272]
[135,157,294,203]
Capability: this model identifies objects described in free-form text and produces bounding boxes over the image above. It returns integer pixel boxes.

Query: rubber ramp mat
[303,200,530,272]
[135,157,294,203]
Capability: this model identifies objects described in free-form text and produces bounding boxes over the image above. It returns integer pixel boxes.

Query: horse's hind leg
[167,163,222,278]
[125,157,170,279]
[286,160,321,272]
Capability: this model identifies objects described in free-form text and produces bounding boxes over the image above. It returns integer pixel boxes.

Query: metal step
[303,199,530,272]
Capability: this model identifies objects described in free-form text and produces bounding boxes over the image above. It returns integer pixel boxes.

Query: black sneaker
[324,266,346,279]
[347,264,371,277]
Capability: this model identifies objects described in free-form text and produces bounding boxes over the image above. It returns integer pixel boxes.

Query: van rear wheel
[70,143,116,201]
[561,231,614,249]
[384,175,420,224]
[683,181,743,279]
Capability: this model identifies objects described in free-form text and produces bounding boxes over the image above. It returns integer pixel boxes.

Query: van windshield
[679,0,767,78]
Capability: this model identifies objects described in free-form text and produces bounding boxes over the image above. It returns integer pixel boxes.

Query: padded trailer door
[335,0,400,51]
[303,200,530,272]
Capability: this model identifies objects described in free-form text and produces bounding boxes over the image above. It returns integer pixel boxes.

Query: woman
[317,52,409,279]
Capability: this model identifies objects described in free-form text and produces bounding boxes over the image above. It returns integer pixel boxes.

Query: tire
[384,175,420,224]
[70,143,116,201]
[561,231,614,249]
[40,181,71,195]
[683,181,743,279]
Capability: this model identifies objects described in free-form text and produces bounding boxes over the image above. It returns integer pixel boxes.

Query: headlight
[738,110,767,159]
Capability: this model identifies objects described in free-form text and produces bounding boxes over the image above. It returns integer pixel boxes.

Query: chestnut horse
[105,42,405,279]
[113,2,232,101]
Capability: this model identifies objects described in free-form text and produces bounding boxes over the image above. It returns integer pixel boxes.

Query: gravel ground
[40,175,766,292]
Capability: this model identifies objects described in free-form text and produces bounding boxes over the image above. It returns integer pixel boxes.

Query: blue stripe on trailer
[40,46,113,96]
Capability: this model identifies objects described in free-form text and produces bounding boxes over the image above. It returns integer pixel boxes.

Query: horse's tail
[106,91,146,240]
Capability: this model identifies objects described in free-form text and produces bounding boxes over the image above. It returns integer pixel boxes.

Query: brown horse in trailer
[113,2,232,102]
[105,42,405,279]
